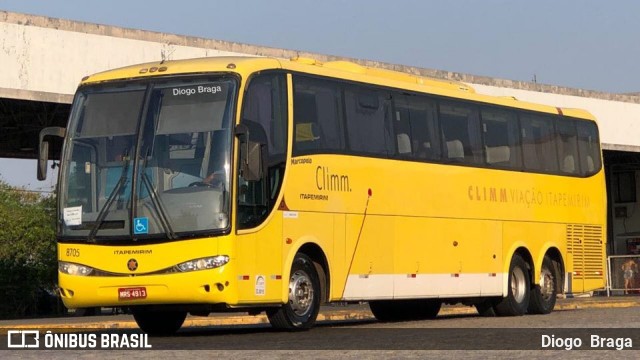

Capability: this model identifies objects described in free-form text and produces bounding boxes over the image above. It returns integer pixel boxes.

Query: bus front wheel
[132,309,187,336]
[494,254,530,316]
[267,253,321,330]
[528,256,558,314]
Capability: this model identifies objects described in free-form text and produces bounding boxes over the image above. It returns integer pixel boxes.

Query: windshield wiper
[140,171,177,239]
[88,153,130,242]
[137,148,177,239]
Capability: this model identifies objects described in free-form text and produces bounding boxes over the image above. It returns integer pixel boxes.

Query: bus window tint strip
[291,74,601,178]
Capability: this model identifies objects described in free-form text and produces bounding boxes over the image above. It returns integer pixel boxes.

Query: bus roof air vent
[290,56,319,65]
[323,61,366,74]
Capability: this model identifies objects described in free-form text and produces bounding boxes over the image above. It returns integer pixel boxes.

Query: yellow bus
[38,56,606,334]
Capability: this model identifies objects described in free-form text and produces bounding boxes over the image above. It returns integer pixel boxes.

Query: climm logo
[316,166,351,192]
[468,186,508,202]
[468,185,591,208]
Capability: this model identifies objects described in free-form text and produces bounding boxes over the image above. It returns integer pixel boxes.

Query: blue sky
[2,0,638,93]
[0,0,638,189]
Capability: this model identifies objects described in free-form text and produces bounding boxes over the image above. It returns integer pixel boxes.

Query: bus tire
[494,254,530,316]
[267,253,320,330]
[369,299,441,321]
[415,299,441,319]
[475,299,498,317]
[132,309,187,336]
[369,300,398,322]
[528,256,558,314]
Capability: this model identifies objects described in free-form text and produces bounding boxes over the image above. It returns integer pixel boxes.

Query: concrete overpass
[3,10,640,156]
[2,10,640,255]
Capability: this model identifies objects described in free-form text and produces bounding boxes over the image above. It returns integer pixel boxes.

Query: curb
[555,300,640,310]
[1,298,638,331]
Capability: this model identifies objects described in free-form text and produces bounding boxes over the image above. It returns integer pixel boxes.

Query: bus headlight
[176,256,229,272]
[59,261,94,276]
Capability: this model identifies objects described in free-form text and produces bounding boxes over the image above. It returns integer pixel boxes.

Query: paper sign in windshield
[63,206,82,226]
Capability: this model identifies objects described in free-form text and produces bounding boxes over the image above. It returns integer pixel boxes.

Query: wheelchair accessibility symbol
[134,217,149,234]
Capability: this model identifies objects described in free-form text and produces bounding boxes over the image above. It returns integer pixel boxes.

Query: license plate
[118,287,147,300]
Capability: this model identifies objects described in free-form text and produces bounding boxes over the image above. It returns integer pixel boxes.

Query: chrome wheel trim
[288,270,314,316]
[539,267,555,301]
[511,266,527,304]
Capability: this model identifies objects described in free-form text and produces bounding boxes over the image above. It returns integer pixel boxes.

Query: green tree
[0,181,59,318]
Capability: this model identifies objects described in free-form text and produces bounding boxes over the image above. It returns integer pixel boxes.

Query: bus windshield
[59,78,237,241]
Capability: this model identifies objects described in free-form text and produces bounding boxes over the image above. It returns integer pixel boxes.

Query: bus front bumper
[58,268,237,309]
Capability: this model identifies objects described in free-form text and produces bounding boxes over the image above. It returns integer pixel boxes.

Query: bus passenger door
[235,73,288,303]
[235,220,283,303]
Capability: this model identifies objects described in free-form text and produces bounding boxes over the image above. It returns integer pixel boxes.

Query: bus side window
[292,76,344,154]
[439,101,482,164]
[393,106,413,156]
[344,87,392,156]
[294,93,321,151]
[392,93,440,161]
[315,88,343,150]
[556,119,580,175]
[577,121,601,175]
[520,114,558,173]
[480,108,521,169]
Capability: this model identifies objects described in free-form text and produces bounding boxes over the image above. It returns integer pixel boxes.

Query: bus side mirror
[38,127,66,181]
[235,123,263,182]
[244,141,263,182]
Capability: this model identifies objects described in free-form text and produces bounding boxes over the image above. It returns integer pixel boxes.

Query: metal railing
[607,255,640,295]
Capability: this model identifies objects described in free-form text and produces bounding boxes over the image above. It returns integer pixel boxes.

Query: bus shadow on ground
[175,312,480,338]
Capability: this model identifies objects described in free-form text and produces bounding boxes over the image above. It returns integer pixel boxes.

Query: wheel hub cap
[289,270,314,316]
[511,267,527,303]
[539,268,554,301]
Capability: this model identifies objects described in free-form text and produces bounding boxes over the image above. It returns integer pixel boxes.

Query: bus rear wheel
[369,299,441,322]
[475,298,498,317]
[494,254,530,316]
[132,309,187,336]
[267,253,321,330]
[528,256,558,314]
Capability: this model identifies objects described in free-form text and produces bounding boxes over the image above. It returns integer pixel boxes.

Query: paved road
[1,295,639,329]
[2,297,640,358]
